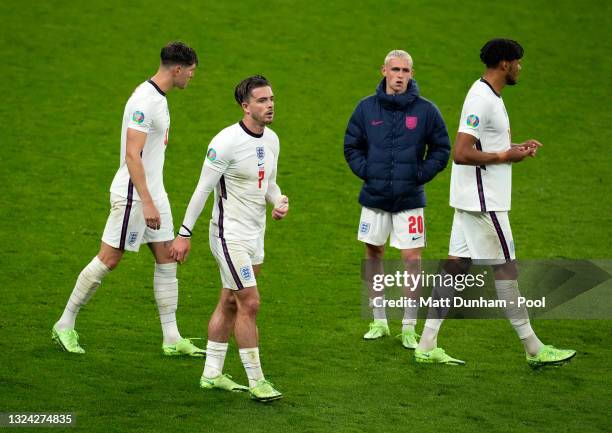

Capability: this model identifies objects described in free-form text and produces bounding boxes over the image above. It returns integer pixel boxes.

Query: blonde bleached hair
[384,50,413,68]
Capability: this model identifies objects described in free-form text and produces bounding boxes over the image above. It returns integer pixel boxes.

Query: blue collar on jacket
[376,78,420,110]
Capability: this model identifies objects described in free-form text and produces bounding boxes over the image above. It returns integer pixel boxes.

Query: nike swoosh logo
[257,162,264,166]
[412,236,422,241]
[371,120,384,126]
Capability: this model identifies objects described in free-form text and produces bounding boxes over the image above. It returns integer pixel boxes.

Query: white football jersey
[450,79,512,211]
[205,122,279,241]
[110,80,170,201]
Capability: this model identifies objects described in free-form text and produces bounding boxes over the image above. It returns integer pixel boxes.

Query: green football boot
[397,329,420,349]
[162,338,206,357]
[51,325,85,354]
[200,374,249,392]
[414,347,465,365]
[526,345,576,368]
[363,320,390,340]
[249,379,283,402]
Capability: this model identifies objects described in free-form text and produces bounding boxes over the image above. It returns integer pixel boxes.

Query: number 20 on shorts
[408,215,424,234]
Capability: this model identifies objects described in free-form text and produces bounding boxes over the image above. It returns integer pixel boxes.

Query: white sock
[494,279,543,355]
[203,341,229,379]
[417,269,454,350]
[418,319,443,351]
[154,262,181,345]
[56,256,110,330]
[402,319,417,332]
[369,298,387,321]
[239,347,264,388]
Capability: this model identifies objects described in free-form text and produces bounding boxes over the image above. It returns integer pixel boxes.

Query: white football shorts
[102,193,174,252]
[357,206,426,249]
[209,221,264,291]
[449,209,515,264]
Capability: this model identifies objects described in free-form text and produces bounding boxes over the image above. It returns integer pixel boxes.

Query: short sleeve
[203,131,233,173]
[127,99,155,133]
[457,95,488,140]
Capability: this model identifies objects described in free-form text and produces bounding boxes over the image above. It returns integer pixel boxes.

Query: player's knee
[365,244,385,260]
[98,254,120,270]
[239,296,260,317]
[221,293,237,313]
[494,262,518,280]
[401,248,422,262]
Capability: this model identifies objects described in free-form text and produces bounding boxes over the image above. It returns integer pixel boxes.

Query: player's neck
[149,71,174,94]
[482,71,505,95]
[241,116,265,135]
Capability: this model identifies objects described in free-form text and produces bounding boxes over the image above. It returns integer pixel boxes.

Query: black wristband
[178,224,193,238]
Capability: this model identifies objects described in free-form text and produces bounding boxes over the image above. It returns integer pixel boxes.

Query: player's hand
[518,139,543,157]
[170,236,191,263]
[501,146,531,163]
[143,200,161,230]
[272,195,289,220]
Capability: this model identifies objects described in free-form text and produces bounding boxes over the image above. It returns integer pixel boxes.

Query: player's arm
[265,151,288,220]
[343,102,368,180]
[453,132,533,165]
[170,165,224,263]
[125,128,160,229]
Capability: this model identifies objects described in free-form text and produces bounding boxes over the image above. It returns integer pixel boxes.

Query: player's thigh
[390,207,426,250]
[209,235,257,290]
[142,196,174,247]
[101,193,146,253]
[448,209,471,259]
[462,210,515,264]
[357,206,392,246]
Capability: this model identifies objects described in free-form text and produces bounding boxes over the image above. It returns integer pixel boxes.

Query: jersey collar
[479,78,501,98]
[239,120,263,138]
[147,79,166,97]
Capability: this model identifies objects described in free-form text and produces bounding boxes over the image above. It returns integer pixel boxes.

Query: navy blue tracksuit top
[344,78,451,212]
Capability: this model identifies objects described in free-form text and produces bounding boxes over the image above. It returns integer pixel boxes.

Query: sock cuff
[155,263,177,283]
[207,340,229,350]
[92,256,111,275]
[155,262,177,272]
[238,347,259,355]
[494,279,518,288]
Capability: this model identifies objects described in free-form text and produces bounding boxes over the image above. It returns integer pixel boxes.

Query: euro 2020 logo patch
[240,265,253,281]
[466,114,480,128]
[207,148,217,162]
[132,111,145,124]
[359,222,371,234]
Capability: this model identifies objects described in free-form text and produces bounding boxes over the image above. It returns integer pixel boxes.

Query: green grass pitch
[1,0,611,432]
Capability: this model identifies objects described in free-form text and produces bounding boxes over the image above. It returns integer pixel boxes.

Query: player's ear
[381,65,386,76]
[241,101,249,114]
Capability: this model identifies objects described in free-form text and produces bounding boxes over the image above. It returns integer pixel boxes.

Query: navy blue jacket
[344,78,451,212]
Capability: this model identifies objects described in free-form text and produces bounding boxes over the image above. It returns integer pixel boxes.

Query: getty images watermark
[360,259,612,319]
[371,269,545,309]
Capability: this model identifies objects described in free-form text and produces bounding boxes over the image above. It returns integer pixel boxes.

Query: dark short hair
[160,41,198,67]
[234,75,271,105]
[480,39,524,68]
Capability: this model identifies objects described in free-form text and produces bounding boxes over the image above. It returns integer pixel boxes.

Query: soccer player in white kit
[52,42,205,357]
[171,76,288,401]
[414,39,576,367]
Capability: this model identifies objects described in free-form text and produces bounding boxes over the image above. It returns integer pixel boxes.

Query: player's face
[382,57,413,94]
[244,86,274,125]
[505,59,522,86]
[173,64,197,89]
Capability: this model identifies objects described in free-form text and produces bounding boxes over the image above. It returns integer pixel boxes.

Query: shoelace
[65,329,80,345]
[395,331,421,339]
